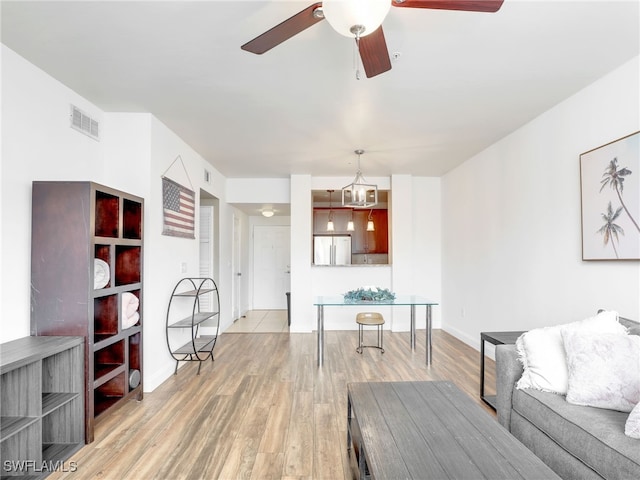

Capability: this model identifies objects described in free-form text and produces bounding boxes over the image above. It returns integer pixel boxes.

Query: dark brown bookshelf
[31,181,144,443]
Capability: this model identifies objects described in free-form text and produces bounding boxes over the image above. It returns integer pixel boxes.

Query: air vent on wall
[70,104,99,141]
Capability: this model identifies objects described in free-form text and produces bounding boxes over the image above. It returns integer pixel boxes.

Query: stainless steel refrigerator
[313,235,352,265]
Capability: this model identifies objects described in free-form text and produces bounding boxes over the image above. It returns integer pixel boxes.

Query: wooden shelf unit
[0,336,84,479]
[30,181,143,443]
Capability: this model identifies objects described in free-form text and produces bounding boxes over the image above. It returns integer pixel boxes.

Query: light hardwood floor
[51,328,496,480]
[225,310,289,333]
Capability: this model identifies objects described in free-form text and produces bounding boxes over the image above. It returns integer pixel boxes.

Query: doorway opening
[252,225,290,310]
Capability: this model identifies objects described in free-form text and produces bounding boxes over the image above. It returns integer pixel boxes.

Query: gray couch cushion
[513,388,640,479]
[511,411,604,480]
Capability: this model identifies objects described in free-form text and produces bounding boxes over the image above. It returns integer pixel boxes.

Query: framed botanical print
[580,131,640,260]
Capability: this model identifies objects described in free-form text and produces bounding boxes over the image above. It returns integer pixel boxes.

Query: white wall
[410,176,442,330]
[143,116,230,390]
[391,175,442,331]
[226,178,290,204]
[442,56,640,351]
[1,45,107,342]
[0,45,233,392]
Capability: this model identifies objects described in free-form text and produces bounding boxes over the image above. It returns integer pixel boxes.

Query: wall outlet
[461,307,466,318]
[180,262,187,274]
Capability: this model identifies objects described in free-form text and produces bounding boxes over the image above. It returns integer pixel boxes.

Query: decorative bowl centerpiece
[344,286,396,303]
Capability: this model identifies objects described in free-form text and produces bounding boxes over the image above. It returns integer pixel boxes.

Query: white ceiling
[2,0,639,183]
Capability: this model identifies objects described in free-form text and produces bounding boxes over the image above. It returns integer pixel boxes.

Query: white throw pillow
[626,402,640,439]
[515,310,627,393]
[562,330,640,412]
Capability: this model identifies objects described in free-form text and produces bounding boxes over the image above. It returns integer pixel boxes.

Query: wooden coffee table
[347,381,560,479]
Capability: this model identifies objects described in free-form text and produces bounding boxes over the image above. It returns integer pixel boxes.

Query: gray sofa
[496,316,640,480]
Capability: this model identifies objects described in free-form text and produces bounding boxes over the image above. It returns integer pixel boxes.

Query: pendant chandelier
[342,149,378,208]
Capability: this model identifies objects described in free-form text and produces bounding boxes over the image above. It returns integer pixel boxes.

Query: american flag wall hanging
[162,176,195,238]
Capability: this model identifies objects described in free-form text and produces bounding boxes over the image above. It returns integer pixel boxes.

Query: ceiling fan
[241,0,504,78]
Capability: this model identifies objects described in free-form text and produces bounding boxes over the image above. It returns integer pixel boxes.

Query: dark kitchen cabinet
[351,209,388,254]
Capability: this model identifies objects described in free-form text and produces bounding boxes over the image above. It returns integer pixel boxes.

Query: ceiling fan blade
[392,0,504,13]
[241,3,324,54]
[358,27,392,78]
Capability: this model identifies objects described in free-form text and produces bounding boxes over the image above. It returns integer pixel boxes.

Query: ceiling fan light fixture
[322,0,391,38]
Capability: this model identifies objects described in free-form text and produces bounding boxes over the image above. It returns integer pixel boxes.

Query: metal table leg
[480,336,486,399]
[410,305,416,350]
[426,305,432,366]
[317,305,324,367]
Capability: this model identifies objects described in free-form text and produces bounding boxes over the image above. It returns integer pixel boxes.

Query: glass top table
[313,295,438,367]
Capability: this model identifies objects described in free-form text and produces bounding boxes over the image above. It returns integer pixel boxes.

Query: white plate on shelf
[94,258,110,289]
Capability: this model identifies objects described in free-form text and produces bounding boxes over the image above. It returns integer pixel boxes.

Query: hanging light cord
[355,36,361,80]
[351,25,365,81]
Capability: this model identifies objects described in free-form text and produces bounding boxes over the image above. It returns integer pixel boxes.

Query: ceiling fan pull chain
[354,35,362,80]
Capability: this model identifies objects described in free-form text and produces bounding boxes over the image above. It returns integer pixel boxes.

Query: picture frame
[580,131,640,260]
[162,176,196,239]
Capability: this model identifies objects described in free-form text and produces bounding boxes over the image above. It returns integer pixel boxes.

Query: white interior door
[253,225,290,309]
[199,206,214,311]
[232,215,242,319]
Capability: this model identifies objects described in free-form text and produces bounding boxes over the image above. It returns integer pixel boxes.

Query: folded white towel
[121,292,140,329]
[123,311,140,329]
